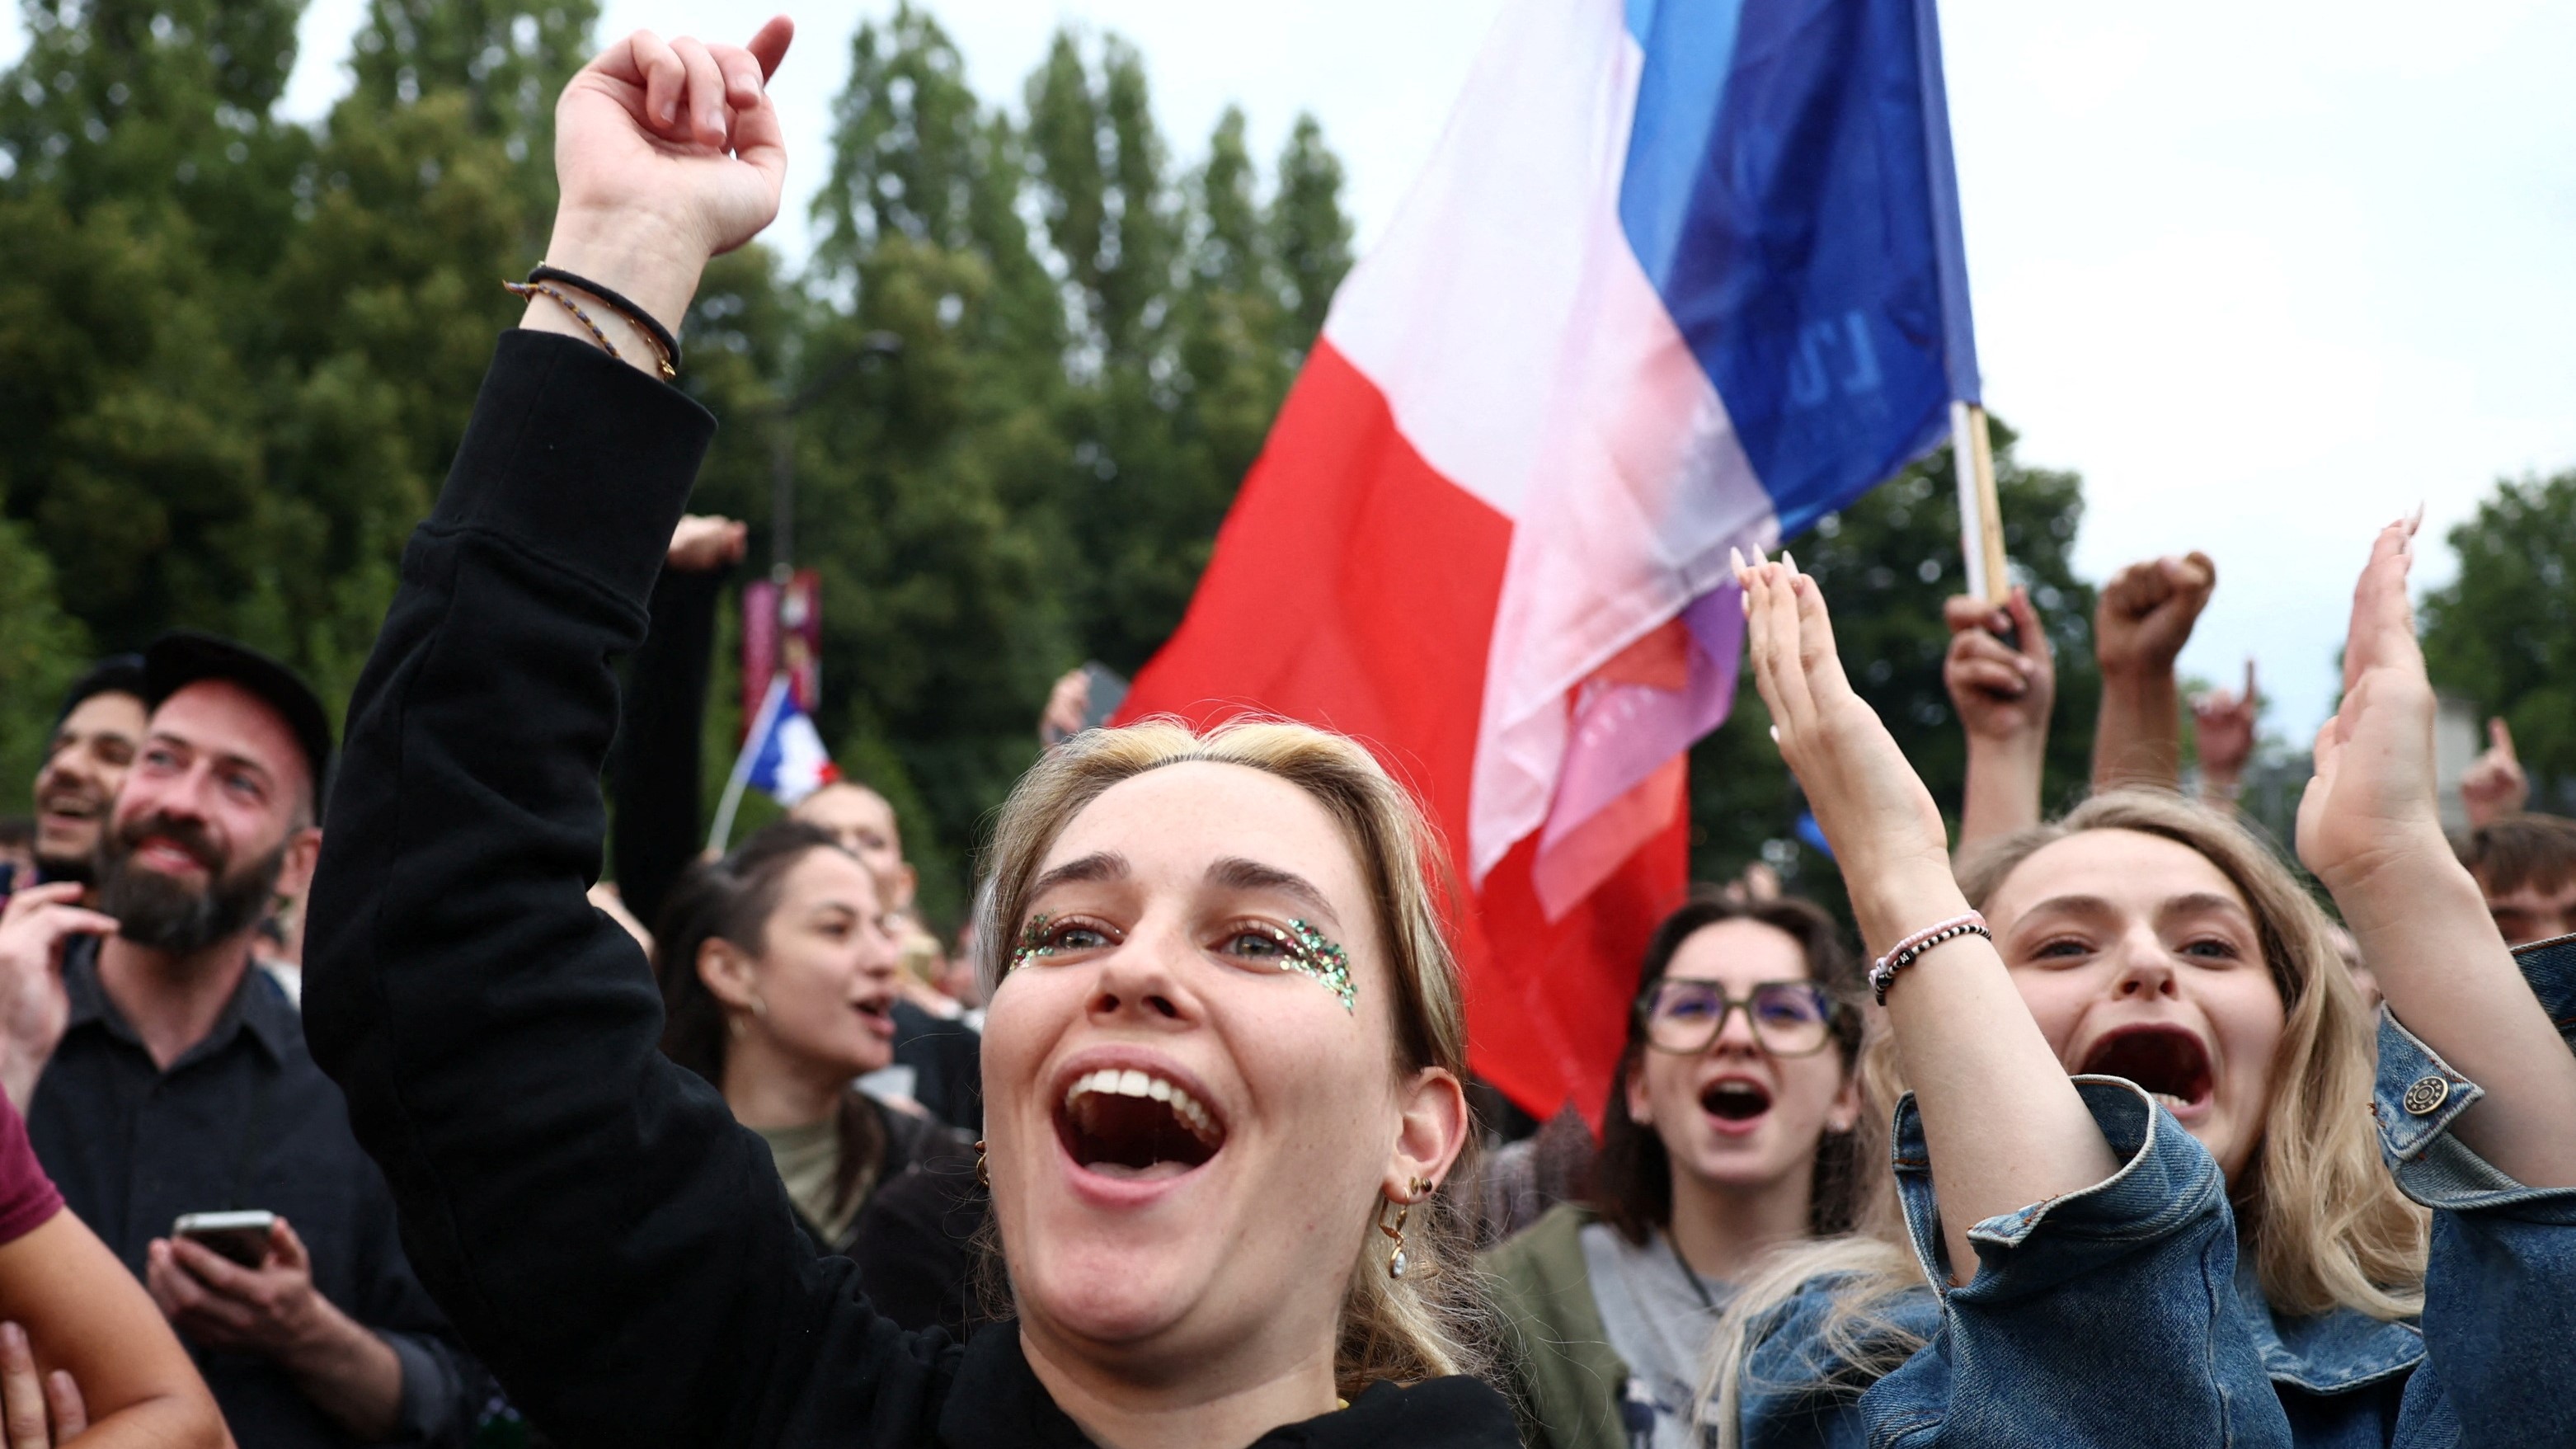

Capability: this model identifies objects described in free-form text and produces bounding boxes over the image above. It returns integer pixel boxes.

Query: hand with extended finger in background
[1943,586,2053,849]
[2190,658,2259,811]
[2461,717,2528,829]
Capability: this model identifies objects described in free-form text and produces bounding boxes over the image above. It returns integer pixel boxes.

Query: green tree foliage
[0,517,91,802]
[0,0,591,755]
[1690,420,2099,912]
[2422,469,2576,810]
[783,7,1356,918]
[1268,114,1351,354]
[5,0,2113,941]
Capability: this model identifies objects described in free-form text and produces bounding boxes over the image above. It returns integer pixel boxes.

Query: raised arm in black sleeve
[303,332,960,1449]
[610,561,726,929]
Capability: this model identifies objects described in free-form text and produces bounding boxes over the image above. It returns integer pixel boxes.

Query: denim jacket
[1732,933,2576,1448]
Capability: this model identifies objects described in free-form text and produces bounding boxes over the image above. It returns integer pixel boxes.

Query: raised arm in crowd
[299,20,1511,1448]
[1695,529,2576,1448]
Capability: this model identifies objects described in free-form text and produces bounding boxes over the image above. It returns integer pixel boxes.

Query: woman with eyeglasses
[1483,894,1869,1449]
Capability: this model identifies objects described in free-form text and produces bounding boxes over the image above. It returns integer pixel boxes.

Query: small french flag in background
[709,675,840,850]
[746,678,840,807]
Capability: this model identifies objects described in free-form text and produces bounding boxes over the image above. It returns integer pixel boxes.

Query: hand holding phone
[171,1210,277,1269]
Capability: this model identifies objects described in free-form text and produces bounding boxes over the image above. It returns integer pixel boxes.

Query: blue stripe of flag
[1616,0,1980,541]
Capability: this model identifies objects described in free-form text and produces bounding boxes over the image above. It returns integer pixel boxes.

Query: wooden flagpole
[1950,400,2008,604]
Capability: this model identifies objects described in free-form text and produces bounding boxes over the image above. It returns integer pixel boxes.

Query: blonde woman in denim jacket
[1698,522,2576,1447]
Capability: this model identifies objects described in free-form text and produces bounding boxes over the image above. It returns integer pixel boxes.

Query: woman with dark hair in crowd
[1690,532,2576,1447]
[300,20,1511,1447]
[1484,895,1867,1449]
[649,820,981,1334]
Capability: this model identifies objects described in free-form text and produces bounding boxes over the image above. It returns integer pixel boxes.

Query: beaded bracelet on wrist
[1869,911,1991,1004]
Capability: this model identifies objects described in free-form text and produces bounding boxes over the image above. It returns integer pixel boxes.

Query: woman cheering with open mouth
[1697,532,2576,1447]
[300,20,1510,1449]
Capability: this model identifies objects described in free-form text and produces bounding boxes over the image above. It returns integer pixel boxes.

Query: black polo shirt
[29,940,478,1447]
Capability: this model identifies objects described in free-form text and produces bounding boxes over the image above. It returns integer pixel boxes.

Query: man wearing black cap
[0,633,477,1447]
[18,655,148,891]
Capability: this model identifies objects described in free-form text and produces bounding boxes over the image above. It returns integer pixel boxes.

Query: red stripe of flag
[1117,339,1684,1122]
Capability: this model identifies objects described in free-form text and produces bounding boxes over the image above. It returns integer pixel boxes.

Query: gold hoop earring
[974,1140,990,1189]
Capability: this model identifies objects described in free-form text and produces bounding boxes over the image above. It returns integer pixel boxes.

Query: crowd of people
[0,16,2565,1449]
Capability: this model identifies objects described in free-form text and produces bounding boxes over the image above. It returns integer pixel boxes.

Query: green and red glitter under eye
[1009,913,1356,1013]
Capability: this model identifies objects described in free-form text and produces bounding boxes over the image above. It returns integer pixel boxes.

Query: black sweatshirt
[609,560,726,931]
[303,332,1515,1449]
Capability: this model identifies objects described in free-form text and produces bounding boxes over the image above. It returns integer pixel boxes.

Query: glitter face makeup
[1008,913,1059,975]
[1004,912,1358,1013]
[1271,919,1356,1013]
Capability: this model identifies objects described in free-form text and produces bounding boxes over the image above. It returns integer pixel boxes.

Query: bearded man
[16,656,148,892]
[0,633,480,1447]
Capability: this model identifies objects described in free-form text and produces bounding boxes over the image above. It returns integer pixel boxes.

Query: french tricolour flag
[744,675,841,807]
[1121,0,1981,1115]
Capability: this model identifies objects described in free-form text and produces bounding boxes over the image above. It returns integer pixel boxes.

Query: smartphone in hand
[172,1210,277,1268]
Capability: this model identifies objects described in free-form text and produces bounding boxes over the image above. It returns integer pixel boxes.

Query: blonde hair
[1700,790,2427,1444]
[976,717,1493,1398]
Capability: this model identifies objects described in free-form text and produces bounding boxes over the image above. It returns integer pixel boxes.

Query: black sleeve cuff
[428,330,718,609]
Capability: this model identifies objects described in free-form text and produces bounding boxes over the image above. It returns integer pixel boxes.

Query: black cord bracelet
[529,265,682,379]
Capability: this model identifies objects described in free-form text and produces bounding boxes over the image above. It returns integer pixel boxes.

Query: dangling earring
[1380,1177,1433,1280]
[1379,1198,1411,1279]
[974,1140,990,1189]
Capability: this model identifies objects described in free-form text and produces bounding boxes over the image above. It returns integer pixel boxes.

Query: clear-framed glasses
[1636,978,1839,1057]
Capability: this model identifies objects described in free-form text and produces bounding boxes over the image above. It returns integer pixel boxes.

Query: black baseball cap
[142,632,334,810]
[50,654,147,733]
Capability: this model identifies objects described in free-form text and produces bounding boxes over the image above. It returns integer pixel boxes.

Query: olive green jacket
[1482,1203,1630,1449]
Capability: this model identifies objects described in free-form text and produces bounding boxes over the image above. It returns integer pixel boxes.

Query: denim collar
[2513,929,2576,1029]
[2230,1258,2422,1395]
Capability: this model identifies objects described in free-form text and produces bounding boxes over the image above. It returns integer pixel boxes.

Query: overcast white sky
[9,1,2573,736]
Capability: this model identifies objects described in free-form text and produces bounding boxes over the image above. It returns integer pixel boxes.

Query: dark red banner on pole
[742,569,822,736]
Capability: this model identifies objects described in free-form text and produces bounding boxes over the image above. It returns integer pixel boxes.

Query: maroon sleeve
[0,1094,63,1246]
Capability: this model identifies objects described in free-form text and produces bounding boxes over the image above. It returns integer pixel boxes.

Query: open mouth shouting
[1699,1075,1775,1135]
[2077,1023,2215,1120]
[851,994,895,1042]
[1055,1060,1227,1185]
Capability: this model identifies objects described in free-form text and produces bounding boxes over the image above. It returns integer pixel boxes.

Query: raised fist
[541,18,795,332]
[2095,552,2216,680]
